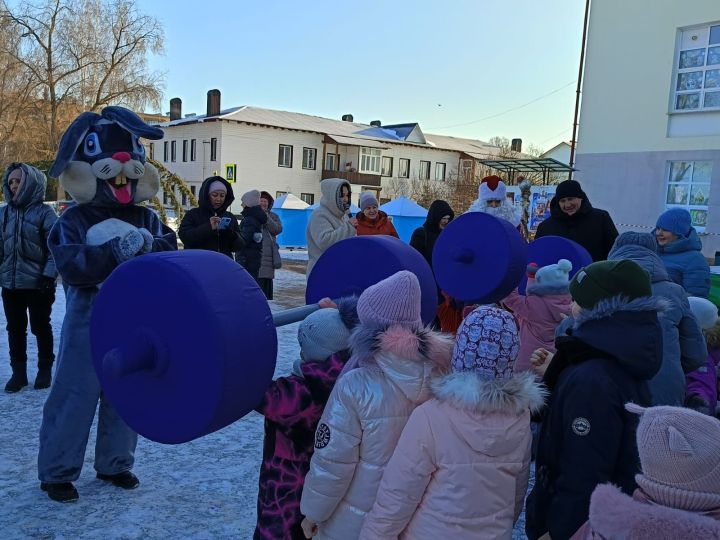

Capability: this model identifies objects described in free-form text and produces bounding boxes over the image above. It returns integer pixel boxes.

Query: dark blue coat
[525,296,663,540]
[657,228,710,298]
[609,239,706,405]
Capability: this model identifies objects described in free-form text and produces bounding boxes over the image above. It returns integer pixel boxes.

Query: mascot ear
[49,111,102,178]
[102,106,164,141]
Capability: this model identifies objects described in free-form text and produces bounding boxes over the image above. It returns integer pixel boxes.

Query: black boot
[4,362,28,393]
[97,471,140,490]
[41,482,79,503]
[34,358,53,389]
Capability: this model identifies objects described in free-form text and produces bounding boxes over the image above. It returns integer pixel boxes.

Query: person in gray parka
[306,178,356,279]
[257,191,283,300]
[608,231,707,406]
[0,163,58,393]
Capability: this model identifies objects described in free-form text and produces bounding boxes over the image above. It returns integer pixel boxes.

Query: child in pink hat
[362,305,546,539]
[300,271,454,540]
[571,404,720,539]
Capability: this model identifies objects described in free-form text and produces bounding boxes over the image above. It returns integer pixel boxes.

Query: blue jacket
[0,164,58,289]
[525,296,663,540]
[609,241,707,406]
[657,228,710,297]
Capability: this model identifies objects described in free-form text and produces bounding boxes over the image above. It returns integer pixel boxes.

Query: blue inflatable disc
[432,212,528,304]
[306,235,438,325]
[91,250,277,444]
[518,235,592,294]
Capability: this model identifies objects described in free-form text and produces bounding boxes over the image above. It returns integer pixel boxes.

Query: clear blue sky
[140,0,585,151]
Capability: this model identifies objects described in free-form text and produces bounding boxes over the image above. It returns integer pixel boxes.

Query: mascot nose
[112,152,131,163]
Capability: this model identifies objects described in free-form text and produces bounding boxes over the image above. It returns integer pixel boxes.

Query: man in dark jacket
[178,176,245,257]
[525,260,664,540]
[410,200,454,268]
[0,163,58,392]
[535,180,618,262]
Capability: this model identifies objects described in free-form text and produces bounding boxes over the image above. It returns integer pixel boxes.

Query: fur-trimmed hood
[579,484,720,540]
[431,371,546,415]
[344,324,454,403]
[567,295,667,381]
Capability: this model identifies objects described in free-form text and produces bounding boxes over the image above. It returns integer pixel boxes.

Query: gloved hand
[138,228,154,253]
[253,232,263,243]
[118,229,144,261]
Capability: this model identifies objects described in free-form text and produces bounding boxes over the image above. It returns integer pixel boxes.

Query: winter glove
[253,232,263,243]
[117,229,144,261]
[138,228,154,253]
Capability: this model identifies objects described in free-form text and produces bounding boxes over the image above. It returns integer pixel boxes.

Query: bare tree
[386,176,411,199]
[0,0,164,156]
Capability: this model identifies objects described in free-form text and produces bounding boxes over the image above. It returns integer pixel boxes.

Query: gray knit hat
[297,308,351,362]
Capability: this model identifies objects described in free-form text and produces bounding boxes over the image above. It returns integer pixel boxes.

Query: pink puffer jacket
[502,288,572,372]
[360,371,546,540]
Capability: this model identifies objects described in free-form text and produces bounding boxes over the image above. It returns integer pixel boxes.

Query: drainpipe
[569,0,591,180]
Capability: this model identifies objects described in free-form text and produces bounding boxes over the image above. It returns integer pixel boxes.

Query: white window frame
[419,160,431,180]
[302,147,317,170]
[665,160,712,231]
[359,147,382,174]
[325,153,338,170]
[170,140,176,162]
[278,144,293,168]
[435,162,446,181]
[190,139,197,161]
[672,23,720,112]
[381,156,393,177]
[398,158,410,178]
[300,192,315,205]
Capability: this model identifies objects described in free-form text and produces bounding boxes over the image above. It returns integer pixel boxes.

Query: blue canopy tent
[273,193,310,247]
[379,197,428,243]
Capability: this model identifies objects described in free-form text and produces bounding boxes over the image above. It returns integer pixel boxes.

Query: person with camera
[178,176,245,258]
[1,163,58,392]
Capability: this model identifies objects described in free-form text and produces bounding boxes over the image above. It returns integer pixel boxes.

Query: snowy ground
[0,265,531,539]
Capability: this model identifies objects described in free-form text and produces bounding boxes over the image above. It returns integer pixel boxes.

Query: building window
[162,190,169,205]
[190,139,197,161]
[163,141,168,162]
[419,160,431,180]
[301,193,315,205]
[190,185,196,197]
[182,192,187,206]
[435,162,446,181]
[182,140,188,162]
[381,156,393,177]
[399,158,410,178]
[674,24,720,111]
[210,138,217,161]
[276,191,288,199]
[665,160,712,230]
[360,147,382,174]
[278,144,293,167]
[461,159,473,180]
[148,142,154,160]
[302,147,317,170]
[170,141,176,162]
[325,153,338,170]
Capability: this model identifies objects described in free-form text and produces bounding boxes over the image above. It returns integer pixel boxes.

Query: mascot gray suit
[37,107,177,502]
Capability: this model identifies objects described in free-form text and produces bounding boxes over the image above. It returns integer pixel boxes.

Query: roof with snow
[273,193,309,210]
[155,105,499,156]
[380,197,428,218]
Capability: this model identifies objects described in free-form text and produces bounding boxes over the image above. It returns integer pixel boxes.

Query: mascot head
[50,106,164,206]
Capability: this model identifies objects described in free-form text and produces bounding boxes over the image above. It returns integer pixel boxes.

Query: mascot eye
[84,133,102,156]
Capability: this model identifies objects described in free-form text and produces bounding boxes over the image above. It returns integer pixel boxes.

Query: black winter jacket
[235,205,267,280]
[410,200,454,267]
[525,296,664,540]
[178,176,244,258]
[535,190,618,262]
[0,164,58,289]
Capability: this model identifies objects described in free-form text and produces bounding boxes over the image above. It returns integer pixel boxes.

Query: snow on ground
[0,267,531,539]
[278,249,308,261]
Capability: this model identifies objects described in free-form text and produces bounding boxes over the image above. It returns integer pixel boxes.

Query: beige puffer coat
[300,324,454,540]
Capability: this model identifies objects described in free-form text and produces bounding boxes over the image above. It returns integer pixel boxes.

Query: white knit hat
[479,175,507,203]
[687,296,719,330]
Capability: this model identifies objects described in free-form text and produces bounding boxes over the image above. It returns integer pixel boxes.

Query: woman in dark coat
[257,191,283,299]
[535,180,618,262]
[178,176,244,257]
[410,200,455,267]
